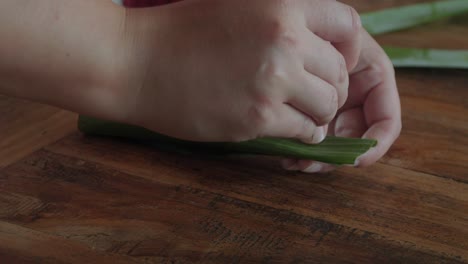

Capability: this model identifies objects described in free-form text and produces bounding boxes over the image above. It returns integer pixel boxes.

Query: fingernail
[340,61,347,83]
[303,162,323,173]
[301,127,326,144]
[312,127,326,144]
[354,158,360,167]
[343,158,361,168]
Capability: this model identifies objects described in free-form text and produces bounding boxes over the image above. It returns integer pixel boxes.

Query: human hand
[113,0,362,142]
[281,29,402,173]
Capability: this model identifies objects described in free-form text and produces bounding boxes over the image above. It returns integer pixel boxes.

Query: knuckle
[246,97,274,133]
[324,47,348,86]
[317,90,338,125]
[337,57,349,107]
[274,0,295,9]
[337,84,349,109]
[264,19,299,51]
[328,91,339,118]
[338,54,348,84]
[280,34,300,51]
[372,52,395,78]
[257,60,288,88]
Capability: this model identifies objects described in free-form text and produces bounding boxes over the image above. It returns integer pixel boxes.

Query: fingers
[349,31,401,167]
[328,106,396,168]
[343,74,400,168]
[356,83,402,167]
[304,1,362,70]
[343,29,395,113]
[302,125,327,144]
[261,103,327,143]
[287,73,339,126]
[357,120,401,167]
[302,33,349,107]
[340,61,385,112]
[279,106,370,173]
[333,108,367,138]
[280,124,335,174]
[276,28,400,172]
[281,159,336,173]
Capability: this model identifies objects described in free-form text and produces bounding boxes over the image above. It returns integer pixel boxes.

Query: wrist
[104,7,170,126]
[82,4,131,122]
[0,1,137,123]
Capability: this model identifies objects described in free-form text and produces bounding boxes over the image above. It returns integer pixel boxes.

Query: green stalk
[362,0,468,35]
[78,116,377,165]
[385,47,468,69]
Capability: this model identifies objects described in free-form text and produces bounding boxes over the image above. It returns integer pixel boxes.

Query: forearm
[0,0,125,118]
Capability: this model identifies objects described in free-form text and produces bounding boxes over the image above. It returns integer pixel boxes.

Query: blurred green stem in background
[362,0,468,35]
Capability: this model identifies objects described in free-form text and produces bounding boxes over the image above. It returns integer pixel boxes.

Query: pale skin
[0,0,401,173]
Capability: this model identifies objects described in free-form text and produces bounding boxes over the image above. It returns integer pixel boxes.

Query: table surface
[1,1,467,263]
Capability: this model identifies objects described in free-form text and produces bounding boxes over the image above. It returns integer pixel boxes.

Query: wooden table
[1,1,467,263]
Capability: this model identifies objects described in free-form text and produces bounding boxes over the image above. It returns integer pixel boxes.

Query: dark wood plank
[382,69,468,182]
[0,96,77,168]
[47,135,468,258]
[0,221,136,263]
[1,147,466,263]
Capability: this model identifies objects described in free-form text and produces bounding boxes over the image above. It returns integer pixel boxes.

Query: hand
[282,29,402,173]
[114,0,362,142]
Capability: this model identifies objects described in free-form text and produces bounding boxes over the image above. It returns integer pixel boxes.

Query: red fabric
[123,0,181,7]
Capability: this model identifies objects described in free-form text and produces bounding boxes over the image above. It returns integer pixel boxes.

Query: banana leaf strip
[78,116,377,165]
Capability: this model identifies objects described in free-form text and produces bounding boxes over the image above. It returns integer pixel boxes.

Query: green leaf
[78,116,377,165]
[362,0,468,35]
[384,46,468,69]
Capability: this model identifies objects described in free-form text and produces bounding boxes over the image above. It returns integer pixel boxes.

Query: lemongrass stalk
[362,0,468,35]
[384,47,468,69]
[78,116,377,165]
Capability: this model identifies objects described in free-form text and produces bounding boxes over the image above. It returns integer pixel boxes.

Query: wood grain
[0,1,467,263]
[0,96,77,168]
[384,69,468,182]
[1,145,466,263]
[0,221,136,263]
